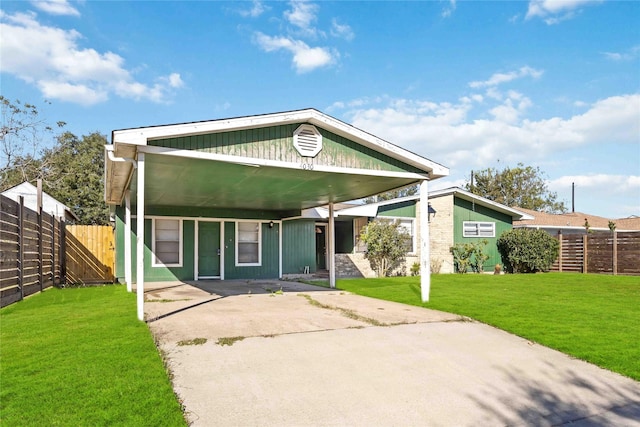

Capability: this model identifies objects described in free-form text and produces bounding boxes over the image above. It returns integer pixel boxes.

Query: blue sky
[1,0,639,219]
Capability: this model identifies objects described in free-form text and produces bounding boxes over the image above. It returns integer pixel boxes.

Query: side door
[198,222,221,278]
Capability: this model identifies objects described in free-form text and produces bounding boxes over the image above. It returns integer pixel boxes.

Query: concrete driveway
[144,280,640,426]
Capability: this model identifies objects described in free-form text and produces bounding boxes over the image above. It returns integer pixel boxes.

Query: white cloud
[239,0,267,18]
[525,0,602,25]
[284,1,319,37]
[547,174,640,217]
[550,174,640,193]
[30,0,80,17]
[254,32,335,73]
[602,45,640,61]
[0,11,183,105]
[469,66,543,88]
[340,93,639,171]
[442,0,456,18]
[330,18,354,41]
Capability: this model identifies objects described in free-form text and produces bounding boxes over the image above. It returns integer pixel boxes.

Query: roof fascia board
[429,186,534,220]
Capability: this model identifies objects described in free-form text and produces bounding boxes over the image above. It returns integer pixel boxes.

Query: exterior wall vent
[293,124,323,158]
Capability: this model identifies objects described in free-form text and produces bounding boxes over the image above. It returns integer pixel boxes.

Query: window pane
[237,222,260,264]
[238,242,259,263]
[154,219,180,265]
[463,222,495,238]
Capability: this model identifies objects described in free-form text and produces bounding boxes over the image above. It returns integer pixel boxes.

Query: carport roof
[105,109,449,212]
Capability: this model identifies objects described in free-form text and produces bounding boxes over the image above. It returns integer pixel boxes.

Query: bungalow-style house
[104,109,449,319]
[332,187,533,275]
[1,181,79,221]
[513,208,640,235]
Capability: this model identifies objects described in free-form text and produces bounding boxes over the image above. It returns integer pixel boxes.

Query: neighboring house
[104,108,449,317]
[1,181,78,222]
[513,208,640,235]
[328,187,532,276]
[428,188,533,273]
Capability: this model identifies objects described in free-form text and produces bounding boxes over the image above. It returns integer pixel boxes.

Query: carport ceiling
[130,153,418,211]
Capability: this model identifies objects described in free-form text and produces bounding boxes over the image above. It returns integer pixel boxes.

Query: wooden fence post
[582,234,588,274]
[18,196,24,301]
[60,221,67,284]
[38,206,43,292]
[557,230,563,272]
[51,214,55,283]
[612,231,617,276]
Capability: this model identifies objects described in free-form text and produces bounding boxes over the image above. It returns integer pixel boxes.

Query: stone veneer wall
[427,194,455,273]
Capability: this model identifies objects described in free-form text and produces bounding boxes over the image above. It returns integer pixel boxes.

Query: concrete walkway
[143,280,640,426]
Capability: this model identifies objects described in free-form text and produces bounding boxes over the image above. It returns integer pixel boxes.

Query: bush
[450,240,489,274]
[497,228,559,273]
[360,220,411,277]
[410,262,420,276]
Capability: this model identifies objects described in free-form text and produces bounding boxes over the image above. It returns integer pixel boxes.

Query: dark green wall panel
[453,198,513,272]
[378,200,416,218]
[223,221,280,279]
[150,123,423,174]
[282,220,316,274]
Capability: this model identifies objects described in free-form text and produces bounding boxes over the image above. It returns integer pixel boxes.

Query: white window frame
[152,218,183,267]
[380,217,416,254]
[235,220,262,267]
[463,221,495,238]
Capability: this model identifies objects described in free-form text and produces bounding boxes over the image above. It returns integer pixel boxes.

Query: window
[153,218,182,266]
[236,221,261,265]
[463,221,495,238]
[397,219,416,253]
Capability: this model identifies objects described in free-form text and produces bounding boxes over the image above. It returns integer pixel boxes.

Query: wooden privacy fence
[1,194,115,308]
[65,225,115,285]
[1,194,64,307]
[551,231,640,275]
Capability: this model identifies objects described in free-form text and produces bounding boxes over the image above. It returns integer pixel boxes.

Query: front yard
[337,273,640,381]
[0,286,186,426]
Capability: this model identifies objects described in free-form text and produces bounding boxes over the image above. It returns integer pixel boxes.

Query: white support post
[124,190,132,292]
[329,203,336,289]
[420,180,431,302]
[136,153,146,321]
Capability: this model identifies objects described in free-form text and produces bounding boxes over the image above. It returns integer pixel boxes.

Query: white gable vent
[293,124,323,158]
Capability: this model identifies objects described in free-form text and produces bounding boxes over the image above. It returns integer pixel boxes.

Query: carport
[104,109,448,320]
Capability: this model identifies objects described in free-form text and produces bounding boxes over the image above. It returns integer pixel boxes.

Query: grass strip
[337,273,640,381]
[300,294,387,326]
[0,286,186,426]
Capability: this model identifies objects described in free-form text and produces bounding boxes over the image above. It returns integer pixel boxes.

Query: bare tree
[0,96,65,190]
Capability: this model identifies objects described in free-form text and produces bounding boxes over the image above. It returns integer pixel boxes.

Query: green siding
[453,198,513,272]
[115,207,285,282]
[150,123,423,174]
[378,200,417,218]
[223,221,280,279]
[282,220,316,274]
[114,212,195,282]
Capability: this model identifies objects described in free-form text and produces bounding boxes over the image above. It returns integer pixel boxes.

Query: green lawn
[0,286,186,427]
[337,273,640,381]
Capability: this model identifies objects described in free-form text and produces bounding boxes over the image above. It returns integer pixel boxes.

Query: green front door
[198,221,221,277]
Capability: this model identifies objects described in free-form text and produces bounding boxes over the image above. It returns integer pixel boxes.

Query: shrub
[360,220,411,277]
[410,262,420,276]
[497,228,559,273]
[450,240,489,274]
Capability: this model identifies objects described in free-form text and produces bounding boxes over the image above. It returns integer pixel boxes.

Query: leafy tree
[43,132,110,225]
[360,220,411,277]
[364,184,418,204]
[497,228,559,273]
[1,96,65,189]
[466,163,566,213]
